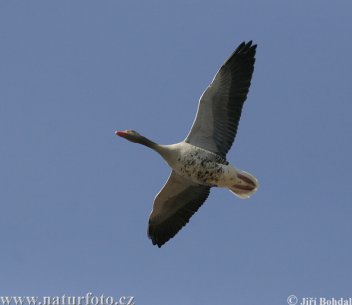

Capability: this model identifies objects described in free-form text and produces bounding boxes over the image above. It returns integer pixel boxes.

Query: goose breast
[164,143,231,186]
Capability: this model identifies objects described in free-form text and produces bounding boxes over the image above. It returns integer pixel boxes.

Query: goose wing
[185,41,257,158]
[148,171,210,247]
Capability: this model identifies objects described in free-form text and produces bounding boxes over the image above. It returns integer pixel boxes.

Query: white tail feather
[228,170,258,199]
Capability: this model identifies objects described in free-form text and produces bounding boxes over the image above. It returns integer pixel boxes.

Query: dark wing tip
[147,206,197,247]
[238,40,257,51]
[147,186,211,248]
[224,41,257,66]
[148,222,179,248]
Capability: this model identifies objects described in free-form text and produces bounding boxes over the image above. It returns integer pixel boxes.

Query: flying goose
[116,41,258,247]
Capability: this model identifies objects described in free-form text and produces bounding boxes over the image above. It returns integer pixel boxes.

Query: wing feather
[185,41,257,157]
[148,171,210,247]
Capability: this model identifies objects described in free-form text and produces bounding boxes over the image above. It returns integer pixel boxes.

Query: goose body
[116,41,258,247]
[156,142,255,191]
[156,142,227,186]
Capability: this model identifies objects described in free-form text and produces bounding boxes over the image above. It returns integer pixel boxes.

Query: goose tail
[228,170,258,199]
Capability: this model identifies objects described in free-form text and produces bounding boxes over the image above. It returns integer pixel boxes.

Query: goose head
[116,130,143,143]
[115,130,157,148]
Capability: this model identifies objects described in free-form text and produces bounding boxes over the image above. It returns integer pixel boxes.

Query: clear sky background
[1,0,351,304]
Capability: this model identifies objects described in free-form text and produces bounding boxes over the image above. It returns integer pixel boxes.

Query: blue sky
[1,0,351,304]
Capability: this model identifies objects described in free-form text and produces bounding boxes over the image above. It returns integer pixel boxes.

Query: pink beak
[115,130,127,137]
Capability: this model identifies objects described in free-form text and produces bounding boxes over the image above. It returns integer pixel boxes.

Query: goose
[116,41,258,247]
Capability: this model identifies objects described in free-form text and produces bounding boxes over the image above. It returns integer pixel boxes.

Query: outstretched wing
[185,41,257,158]
[148,171,211,247]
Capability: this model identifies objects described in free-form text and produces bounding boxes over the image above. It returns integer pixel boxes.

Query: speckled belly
[174,156,228,186]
